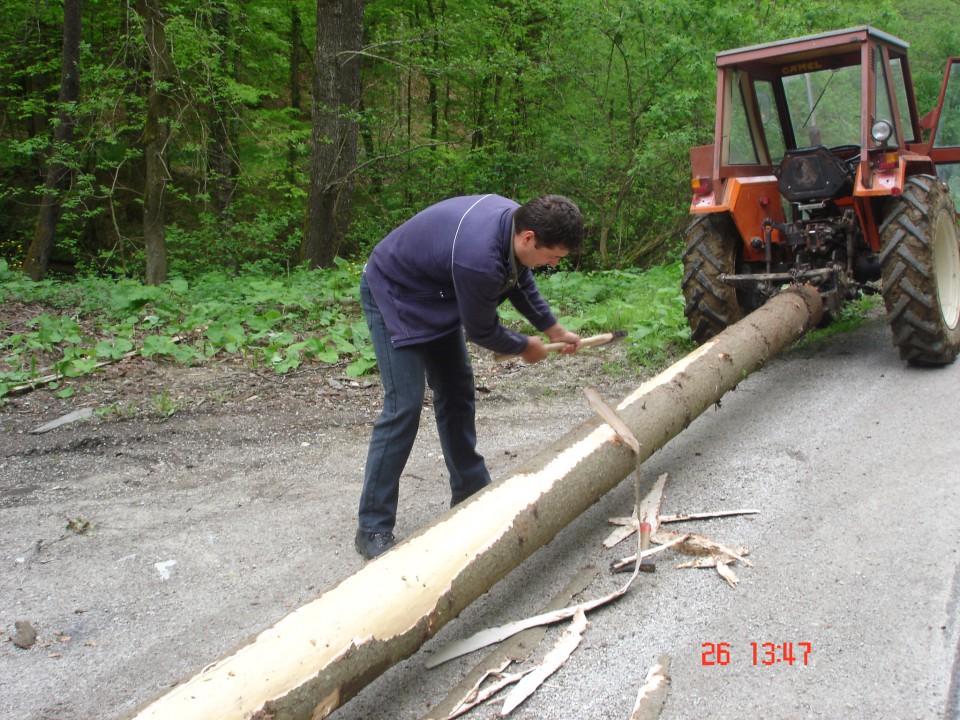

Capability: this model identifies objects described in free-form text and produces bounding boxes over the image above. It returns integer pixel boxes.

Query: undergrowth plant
[0,257,375,397]
[505,262,695,366]
[0,257,696,399]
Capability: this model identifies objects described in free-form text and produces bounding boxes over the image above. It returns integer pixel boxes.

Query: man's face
[515,230,569,269]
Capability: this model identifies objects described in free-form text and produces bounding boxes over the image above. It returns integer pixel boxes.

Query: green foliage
[151,389,189,418]
[0,259,368,396]
[796,294,883,353]
[1,260,697,398]
[502,262,694,366]
[66,516,94,535]
[0,0,952,283]
[0,257,898,400]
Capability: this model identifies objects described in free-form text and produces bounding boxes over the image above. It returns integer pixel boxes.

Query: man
[356,194,584,559]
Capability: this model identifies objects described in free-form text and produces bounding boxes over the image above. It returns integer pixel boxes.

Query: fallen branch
[607,508,759,527]
[659,509,759,524]
[6,327,204,397]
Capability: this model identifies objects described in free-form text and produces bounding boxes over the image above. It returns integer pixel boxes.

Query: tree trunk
[208,0,236,221]
[125,286,823,720]
[287,4,305,184]
[426,0,439,144]
[22,0,81,281]
[301,0,364,269]
[136,0,173,285]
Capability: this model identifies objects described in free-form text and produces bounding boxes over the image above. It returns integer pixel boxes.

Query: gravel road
[2,313,959,720]
[338,315,960,720]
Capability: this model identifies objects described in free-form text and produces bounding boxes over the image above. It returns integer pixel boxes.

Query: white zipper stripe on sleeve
[449,194,492,270]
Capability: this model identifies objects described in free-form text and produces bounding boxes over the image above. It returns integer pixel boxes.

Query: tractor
[682,26,960,365]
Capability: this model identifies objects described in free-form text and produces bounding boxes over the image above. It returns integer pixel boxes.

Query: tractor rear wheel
[682,213,743,343]
[879,174,960,365]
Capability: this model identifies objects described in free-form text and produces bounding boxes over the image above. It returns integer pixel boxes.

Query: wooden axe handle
[493,331,625,362]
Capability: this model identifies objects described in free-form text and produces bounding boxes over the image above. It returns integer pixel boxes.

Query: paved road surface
[336,316,960,720]
[5,313,956,720]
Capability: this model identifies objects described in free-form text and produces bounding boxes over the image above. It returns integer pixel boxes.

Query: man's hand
[545,323,581,355]
[519,325,581,364]
[520,336,550,364]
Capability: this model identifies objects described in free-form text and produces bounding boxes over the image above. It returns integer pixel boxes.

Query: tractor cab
[683,27,960,365]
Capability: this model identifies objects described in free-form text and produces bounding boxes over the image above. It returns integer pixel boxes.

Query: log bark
[125,286,822,720]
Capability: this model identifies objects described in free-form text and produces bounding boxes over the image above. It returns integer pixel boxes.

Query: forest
[3,0,960,282]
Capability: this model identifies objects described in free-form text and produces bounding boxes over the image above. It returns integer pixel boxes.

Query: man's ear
[518,229,537,247]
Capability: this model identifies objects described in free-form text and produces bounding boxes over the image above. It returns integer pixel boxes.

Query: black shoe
[355,529,396,560]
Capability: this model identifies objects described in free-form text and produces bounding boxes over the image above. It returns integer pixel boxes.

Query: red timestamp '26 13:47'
[701,642,812,666]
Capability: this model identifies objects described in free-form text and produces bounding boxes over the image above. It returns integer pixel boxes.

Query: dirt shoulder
[0,343,641,720]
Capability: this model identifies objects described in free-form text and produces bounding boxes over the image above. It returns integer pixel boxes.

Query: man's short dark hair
[514,195,584,254]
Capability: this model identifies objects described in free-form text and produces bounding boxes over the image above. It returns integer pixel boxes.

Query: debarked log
[125,286,823,720]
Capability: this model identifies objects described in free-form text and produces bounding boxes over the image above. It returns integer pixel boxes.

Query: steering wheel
[829,144,861,160]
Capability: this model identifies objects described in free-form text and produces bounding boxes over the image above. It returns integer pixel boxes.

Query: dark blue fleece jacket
[364,194,558,354]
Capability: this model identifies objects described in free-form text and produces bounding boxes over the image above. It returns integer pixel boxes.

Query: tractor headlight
[871,119,894,145]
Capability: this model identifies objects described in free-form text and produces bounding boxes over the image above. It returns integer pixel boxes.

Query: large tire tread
[681,214,742,343]
[878,174,960,365]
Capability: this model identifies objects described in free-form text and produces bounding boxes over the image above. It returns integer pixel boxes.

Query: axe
[494,329,627,362]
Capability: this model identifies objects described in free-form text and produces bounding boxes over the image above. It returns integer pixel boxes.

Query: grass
[795,293,883,353]
[0,257,881,402]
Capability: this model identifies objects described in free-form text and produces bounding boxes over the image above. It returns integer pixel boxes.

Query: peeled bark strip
[424,560,642,669]
[425,566,599,720]
[126,286,822,720]
[652,530,753,566]
[602,472,668,548]
[499,609,588,716]
[629,654,672,720]
[442,663,527,720]
[716,561,740,588]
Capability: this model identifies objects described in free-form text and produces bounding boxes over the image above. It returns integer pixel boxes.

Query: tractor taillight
[691,177,712,196]
[877,152,899,171]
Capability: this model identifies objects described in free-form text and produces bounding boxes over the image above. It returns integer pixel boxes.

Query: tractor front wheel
[879,174,960,365]
[682,213,743,343]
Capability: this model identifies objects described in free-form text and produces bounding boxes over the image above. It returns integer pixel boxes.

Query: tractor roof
[716,26,909,67]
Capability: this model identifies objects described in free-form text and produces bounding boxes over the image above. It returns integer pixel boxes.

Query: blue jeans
[358,274,491,533]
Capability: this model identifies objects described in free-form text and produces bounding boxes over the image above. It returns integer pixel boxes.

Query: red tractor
[682,26,960,364]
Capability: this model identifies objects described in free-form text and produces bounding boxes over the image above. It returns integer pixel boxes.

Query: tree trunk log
[126,286,822,720]
[301,0,364,269]
[22,0,81,281]
[136,0,173,285]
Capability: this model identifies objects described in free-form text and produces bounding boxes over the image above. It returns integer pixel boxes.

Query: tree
[207,0,238,221]
[301,0,365,269]
[135,0,174,285]
[21,0,81,280]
